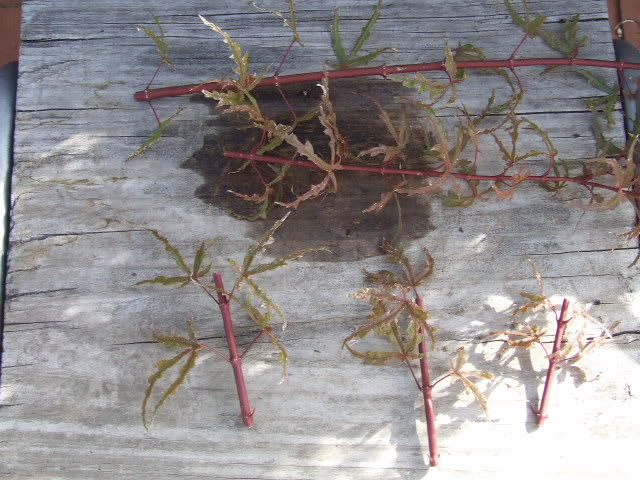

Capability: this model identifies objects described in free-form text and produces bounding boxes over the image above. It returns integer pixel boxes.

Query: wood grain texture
[1,1,639,478]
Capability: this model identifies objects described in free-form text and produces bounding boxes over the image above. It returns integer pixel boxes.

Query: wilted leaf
[506,0,547,38]
[247,247,328,275]
[513,291,549,316]
[277,173,335,209]
[153,327,198,350]
[138,17,174,67]
[256,108,317,155]
[540,15,587,57]
[444,41,459,80]
[128,108,184,160]
[192,242,206,277]
[142,348,191,429]
[244,275,284,317]
[150,348,198,425]
[148,229,191,274]
[199,15,255,87]
[254,0,303,46]
[363,268,400,287]
[449,347,494,415]
[135,275,191,287]
[400,72,450,101]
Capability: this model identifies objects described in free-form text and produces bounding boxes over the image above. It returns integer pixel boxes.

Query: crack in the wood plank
[5,325,80,332]
[4,320,69,326]
[1,363,37,368]
[17,107,129,113]
[7,288,77,300]
[514,246,637,256]
[10,229,146,246]
[21,37,111,43]
[541,273,620,279]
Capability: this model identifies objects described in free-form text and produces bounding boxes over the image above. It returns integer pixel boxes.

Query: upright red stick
[213,272,254,428]
[415,297,439,466]
[536,298,571,426]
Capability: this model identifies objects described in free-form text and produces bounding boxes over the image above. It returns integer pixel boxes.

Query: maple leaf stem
[391,325,422,390]
[146,61,164,90]
[415,295,439,467]
[240,329,266,359]
[223,151,640,199]
[510,32,530,60]
[213,272,255,428]
[536,298,571,426]
[197,343,231,363]
[134,57,640,101]
[275,38,296,77]
[429,373,454,390]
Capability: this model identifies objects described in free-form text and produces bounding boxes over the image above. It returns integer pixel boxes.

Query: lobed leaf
[540,15,587,57]
[248,247,328,275]
[199,15,253,86]
[349,0,383,59]
[148,229,191,274]
[142,349,191,429]
[153,330,198,350]
[332,1,389,69]
[128,108,184,160]
[331,8,348,66]
[254,0,303,46]
[448,347,494,415]
[150,349,199,425]
[192,242,206,277]
[138,17,174,67]
[506,0,546,38]
[347,48,394,67]
[135,275,191,287]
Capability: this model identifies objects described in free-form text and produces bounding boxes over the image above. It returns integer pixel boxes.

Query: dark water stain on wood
[181,78,436,262]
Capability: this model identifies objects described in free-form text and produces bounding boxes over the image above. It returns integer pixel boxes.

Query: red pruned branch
[213,272,255,428]
[134,58,640,102]
[415,296,439,467]
[536,298,571,426]
[223,151,640,199]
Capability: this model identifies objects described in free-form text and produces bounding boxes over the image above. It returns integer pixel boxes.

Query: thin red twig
[536,298,571,426]
[213,272,255,428]
[510,32,530,59]
[240,329,266,359]
[134,57,640,101]
[223,151,640,199]
[197,343,230,363]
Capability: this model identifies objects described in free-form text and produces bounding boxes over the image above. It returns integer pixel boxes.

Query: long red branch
[536,298,571,426]
[223,151,639,199]
[213,272,254,428]
[134,57,640,101]
[415,296,439,467]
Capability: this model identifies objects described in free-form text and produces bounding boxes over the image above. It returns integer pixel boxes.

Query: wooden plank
[2,0,640,478]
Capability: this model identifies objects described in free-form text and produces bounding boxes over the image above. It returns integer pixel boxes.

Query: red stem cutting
[415,296,439,466]
[134,57,640,102]
[536,298,571,426]
[222,151,640,199]
[213,272,255,428]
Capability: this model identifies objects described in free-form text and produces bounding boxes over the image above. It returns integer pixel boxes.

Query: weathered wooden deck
[1,1,639,478]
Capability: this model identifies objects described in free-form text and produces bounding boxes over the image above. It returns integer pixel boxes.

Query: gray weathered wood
[1,1,639,478]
